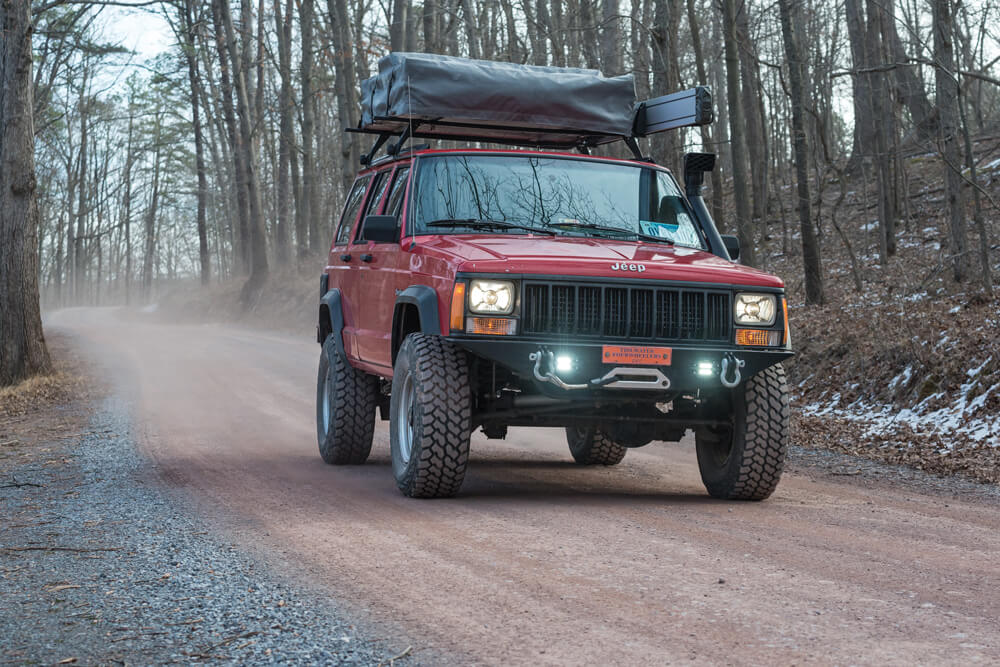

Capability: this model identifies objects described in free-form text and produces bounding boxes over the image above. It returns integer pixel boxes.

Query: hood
[417,234,785,288]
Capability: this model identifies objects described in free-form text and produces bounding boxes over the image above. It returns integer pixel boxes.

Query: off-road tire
[316,336,378,464]
[390,334,472,498]
[696,363,789,500]
[566,426,628,466]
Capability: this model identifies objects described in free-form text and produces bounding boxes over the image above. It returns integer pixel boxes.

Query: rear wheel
[696,364,789,500]
[390,334,472,498]
[566,426,627,466]
[316,336,378,464]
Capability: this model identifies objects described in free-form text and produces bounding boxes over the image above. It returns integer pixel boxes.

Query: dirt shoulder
[0,337,418,666]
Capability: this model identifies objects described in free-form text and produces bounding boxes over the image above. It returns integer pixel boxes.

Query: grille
[522,281,731,342]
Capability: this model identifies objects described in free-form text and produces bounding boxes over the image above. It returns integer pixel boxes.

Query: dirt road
[49,308,1000,665]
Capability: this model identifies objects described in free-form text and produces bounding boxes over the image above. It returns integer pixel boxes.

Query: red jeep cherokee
[316,147,792,500]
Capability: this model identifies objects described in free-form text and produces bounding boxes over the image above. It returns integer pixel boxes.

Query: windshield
[410,154,705,249]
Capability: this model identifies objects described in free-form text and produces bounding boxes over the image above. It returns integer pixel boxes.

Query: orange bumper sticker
[602,345,673,366]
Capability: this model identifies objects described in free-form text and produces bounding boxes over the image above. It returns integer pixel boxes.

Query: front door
[351,164,411,371]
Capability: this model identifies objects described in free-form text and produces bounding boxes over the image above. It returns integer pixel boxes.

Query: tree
[778,0,823,305]
[1,0,52,386]
[216,0,269,302]
[932,0,967,283]
[721,0,755,267]
[180,0,211,285]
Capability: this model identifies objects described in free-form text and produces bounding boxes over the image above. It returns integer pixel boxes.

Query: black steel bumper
[450,336,793,397]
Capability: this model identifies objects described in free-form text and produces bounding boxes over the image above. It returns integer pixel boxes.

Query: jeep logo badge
[611,262,646,272]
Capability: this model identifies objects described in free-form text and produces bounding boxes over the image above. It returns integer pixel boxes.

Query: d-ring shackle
[720,353,745,389]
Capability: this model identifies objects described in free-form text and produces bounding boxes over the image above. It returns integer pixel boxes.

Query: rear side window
[334,176,371,246]
[385,166,411,218]
[367,171,393,216]
[352,170,392,243]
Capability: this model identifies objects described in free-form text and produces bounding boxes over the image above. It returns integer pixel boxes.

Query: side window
[385,166,411,219]
[334,176,371,246]
[353,169,394,243]
[368,170,393,216]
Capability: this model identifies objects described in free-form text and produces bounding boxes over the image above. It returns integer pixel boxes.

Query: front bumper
[450,336,793,396]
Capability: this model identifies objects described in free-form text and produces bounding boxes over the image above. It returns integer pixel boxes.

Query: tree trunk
[0,0,52,386]
[300,0,320,253]
[600,0,621,74]
[721,0,755,266]
[273,0,293,264]
[183,0,211,285]
[327,0,361,196]
[211,0,250,274]
[218,0,269,303]
[932,0,967,283]
[687,0,723,224]
[390,0,409,50]
[74,72,88,302]
[845,0,875,170]
[735,2,767,222]
[778,0,823,305]
[142,123,162,300]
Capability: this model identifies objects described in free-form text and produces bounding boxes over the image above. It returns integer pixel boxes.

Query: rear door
[329,173,375,360]
[353,163,411,371]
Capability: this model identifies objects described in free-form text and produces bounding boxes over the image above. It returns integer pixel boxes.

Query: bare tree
[932,0,967,283]
[1,0,52,386]
[778,0,823,304]
[721,0,755,267]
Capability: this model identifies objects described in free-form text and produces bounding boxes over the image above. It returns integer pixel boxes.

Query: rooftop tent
[357,52,638,149]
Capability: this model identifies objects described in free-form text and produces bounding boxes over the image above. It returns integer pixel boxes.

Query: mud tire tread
[566,427,628,466]
[391,334,472,498]
[316,337,378,465]
[696,363,789,500]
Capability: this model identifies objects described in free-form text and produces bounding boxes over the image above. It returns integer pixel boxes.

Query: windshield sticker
[640,221,678,238]
[557,217,581,225]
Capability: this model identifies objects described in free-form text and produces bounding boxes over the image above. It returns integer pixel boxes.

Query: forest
[2,0,999,460]
[2,0,993,304]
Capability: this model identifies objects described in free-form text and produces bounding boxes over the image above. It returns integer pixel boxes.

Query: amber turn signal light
[736,328,780,346]
[466,317,517,335]
[450,283,466,331]
[782,297,790,346]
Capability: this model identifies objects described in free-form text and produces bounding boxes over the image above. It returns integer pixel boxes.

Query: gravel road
[1,397,417,665]
[26,307,1000,665]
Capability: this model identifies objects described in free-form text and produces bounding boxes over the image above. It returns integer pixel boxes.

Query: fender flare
[318,288,346,357]
[391,285,442,363]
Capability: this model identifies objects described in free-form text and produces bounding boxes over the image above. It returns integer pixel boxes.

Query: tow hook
[529,349,670,391]
[719,353,745,389]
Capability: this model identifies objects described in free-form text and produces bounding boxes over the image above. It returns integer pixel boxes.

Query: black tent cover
[358,53,637,148]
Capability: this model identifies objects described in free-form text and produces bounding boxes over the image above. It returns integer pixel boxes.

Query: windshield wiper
[547,221,637,238]
[548,220,678,245]
[634,232,676,245]
[425,218,555,235]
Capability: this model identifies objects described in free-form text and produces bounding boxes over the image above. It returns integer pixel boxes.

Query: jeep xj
[316,54,792,499]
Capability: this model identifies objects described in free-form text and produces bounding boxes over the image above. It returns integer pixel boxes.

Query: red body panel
[325,149,786,375]
[412,235,784,288]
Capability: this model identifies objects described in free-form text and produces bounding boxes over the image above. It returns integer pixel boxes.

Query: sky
[100,5,173,63]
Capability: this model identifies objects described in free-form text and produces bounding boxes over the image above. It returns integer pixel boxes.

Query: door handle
[340,253,352,262]
[361,254,374,263]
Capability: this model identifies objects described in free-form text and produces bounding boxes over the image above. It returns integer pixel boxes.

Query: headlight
[734,293,777,326]
[468,280,515,315]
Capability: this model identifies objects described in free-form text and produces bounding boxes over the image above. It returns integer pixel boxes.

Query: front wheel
[695,363,789,500]
[390,334,472,498]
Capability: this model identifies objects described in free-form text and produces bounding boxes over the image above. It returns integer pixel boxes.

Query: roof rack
[353,53,713,165]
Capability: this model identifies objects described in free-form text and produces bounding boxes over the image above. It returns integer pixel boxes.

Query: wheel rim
[322,365,332,435]
[706,428,733,467]
[396,371,416,465]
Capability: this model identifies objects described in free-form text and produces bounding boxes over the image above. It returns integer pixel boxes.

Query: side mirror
[359,215,398,243]
[721,234,740,261]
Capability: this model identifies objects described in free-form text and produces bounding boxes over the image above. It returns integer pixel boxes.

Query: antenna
[408,75,417,250]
